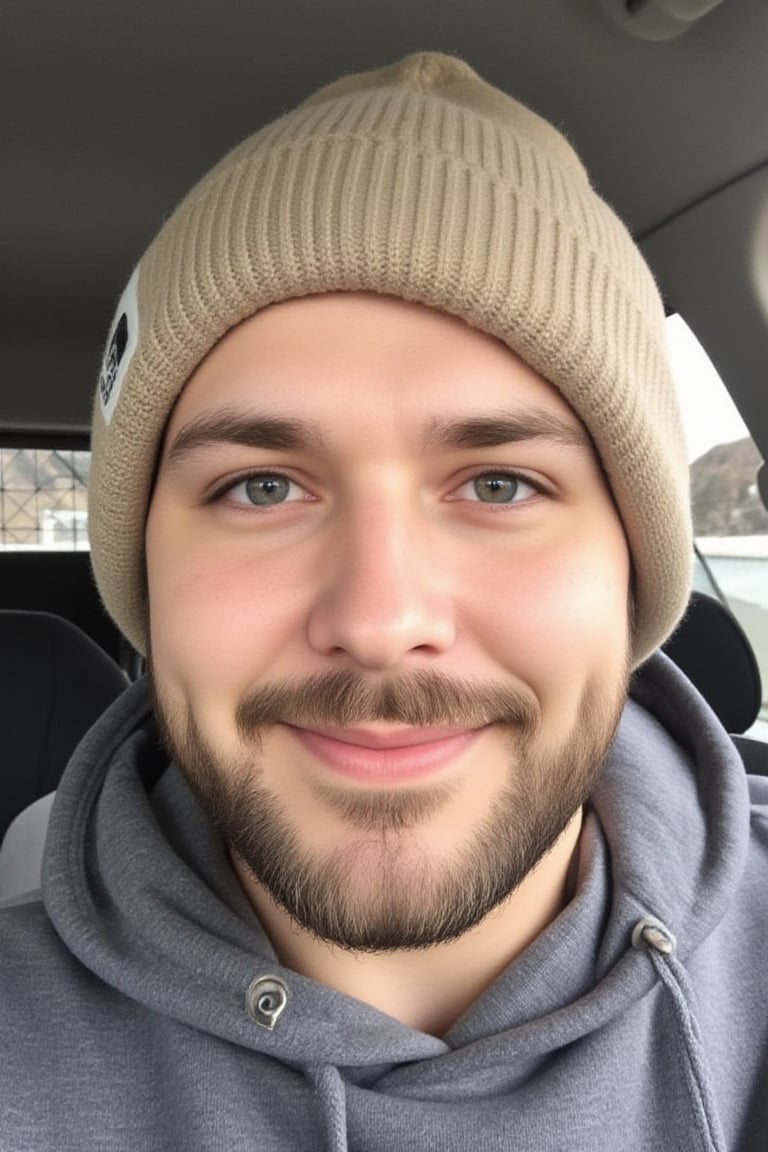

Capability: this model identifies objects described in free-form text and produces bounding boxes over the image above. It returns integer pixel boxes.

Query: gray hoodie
[1,652,767,1151]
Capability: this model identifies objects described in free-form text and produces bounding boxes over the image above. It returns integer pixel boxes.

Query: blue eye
[473,474,519,503]
[227,474,302,507]
[461,472,537,504]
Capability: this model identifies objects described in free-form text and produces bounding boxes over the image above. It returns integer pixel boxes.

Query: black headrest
[661,591,762,734]
[0,611,127,839]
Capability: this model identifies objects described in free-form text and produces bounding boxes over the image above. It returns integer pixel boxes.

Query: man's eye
[226,474,304,507]
[458,472,538,504]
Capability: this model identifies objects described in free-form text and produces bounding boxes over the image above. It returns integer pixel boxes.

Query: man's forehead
[163,292,592,456]
[182,291,535,382]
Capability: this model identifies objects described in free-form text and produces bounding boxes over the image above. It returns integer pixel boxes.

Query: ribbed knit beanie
[90,52,691,664]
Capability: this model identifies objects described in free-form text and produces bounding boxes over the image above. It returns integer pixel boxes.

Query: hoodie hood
[39,651,753,1149]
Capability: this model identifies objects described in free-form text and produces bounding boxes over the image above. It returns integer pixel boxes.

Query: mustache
[235,669,539,737]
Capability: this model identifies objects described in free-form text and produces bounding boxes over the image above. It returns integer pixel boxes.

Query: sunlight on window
[667,314,768,731]
[667,314,749,464]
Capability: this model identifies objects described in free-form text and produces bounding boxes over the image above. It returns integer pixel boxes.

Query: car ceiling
[3,0,768,456]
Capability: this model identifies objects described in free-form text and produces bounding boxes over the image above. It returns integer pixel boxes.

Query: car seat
[659,590,767,772]
[0,610,127,842]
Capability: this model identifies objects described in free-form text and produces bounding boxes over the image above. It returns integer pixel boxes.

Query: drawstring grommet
[632,917,677,956]
[246,975,290,1030]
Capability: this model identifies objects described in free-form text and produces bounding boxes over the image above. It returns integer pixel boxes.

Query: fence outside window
[0,449,90,550]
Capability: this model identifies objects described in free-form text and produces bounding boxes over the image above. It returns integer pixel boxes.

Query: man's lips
[285,724,482,783]
[292,725,474,749]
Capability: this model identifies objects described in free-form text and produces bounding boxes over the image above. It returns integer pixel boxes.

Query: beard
[149,665,627,953]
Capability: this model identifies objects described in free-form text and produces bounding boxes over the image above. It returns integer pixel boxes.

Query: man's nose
[306,498,457,670]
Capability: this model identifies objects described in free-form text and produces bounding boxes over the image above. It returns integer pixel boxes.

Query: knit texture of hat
[90,52,691,663]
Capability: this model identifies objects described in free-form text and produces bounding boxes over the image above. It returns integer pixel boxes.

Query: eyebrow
[164,403,594,468]
[422,409,594,454]
[164,409,326,468]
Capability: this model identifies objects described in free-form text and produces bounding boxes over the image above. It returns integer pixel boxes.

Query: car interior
[2,0,768,883]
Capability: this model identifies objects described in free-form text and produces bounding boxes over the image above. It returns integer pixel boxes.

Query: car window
[0,447,90,551]
[668,314,768,737]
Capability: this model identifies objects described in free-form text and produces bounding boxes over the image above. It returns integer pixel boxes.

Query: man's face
[145,293,630,952]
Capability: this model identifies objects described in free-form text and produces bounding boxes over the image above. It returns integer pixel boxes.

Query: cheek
[145,513,309,691]
[468,525,630,688]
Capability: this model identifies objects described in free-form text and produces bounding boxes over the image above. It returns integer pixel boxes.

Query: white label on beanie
[98,265,140,425]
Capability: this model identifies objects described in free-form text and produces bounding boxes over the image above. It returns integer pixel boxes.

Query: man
[2,52,767,1151]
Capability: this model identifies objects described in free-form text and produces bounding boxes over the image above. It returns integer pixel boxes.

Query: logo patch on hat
[99,265,140,425]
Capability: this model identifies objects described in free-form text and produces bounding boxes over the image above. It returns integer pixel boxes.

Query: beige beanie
[90,52,691,664]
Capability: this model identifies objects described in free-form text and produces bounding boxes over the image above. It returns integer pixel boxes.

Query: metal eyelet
[245,975,290,1030]
[631,917,677,956]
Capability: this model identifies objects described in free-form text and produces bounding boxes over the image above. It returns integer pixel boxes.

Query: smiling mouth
[285,724,483,783]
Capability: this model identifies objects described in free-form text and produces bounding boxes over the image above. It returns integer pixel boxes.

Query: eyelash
[206,467,550,510]
[206,470,311,509]
[450,470,546,506]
